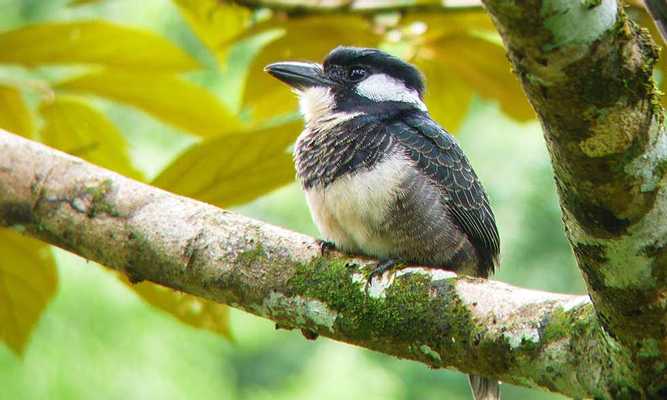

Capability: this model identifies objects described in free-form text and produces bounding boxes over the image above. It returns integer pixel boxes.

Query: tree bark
[0,130,627,398]
[480,0,667,397]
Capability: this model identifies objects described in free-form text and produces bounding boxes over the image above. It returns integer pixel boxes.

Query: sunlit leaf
[39,96,142,179]
[0,21,198,71]
[243,16,379,121]
[418,34,534,121]
[153,121,302,208]
[173,0,251,61]
[416,60,473,132]
[0,229,57,355]
[0,84,34,138]
[119,275,231,339]
[57,70,241,136]
[401,10,496,41]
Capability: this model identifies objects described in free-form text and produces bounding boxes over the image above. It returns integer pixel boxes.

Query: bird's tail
[468,375,500,400]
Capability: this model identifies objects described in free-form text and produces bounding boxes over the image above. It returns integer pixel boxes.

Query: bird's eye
[348,67,367,82]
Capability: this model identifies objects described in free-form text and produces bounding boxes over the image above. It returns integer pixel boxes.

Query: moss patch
[82,179,119,218]
[286,259,517,374]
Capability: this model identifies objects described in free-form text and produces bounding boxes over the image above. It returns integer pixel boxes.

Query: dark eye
[347,67,367,82]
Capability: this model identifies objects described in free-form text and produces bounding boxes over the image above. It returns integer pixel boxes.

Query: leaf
[153,121,302,208]
[0,84,34,138]
[173,0,251,61]
[418,34,534,121]
[401,10,496,40]
[57,70,241,136]
[416,60,473,132]
[0,229,57,355]
[120,276,231,339]
[68,0,104,5]
[242,16,379,121]
[39,96,142,179]
[0,21,198,71]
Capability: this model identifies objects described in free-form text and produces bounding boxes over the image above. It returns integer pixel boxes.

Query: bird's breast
[304,152,412,256]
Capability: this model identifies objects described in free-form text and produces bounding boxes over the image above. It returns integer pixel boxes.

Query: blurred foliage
[153,120,301,207]
[0,230,56,354]
[0,0,662,398]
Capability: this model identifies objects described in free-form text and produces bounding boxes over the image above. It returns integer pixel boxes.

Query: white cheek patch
[355,74,427,111]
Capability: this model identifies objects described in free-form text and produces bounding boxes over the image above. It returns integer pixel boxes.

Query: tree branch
[0,130,627,398]
[478,0,667,396]
[231,0,481,14]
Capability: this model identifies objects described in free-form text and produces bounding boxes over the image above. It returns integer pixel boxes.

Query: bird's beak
[264,62,334,89]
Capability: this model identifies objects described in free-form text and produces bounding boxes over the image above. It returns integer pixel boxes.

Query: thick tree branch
[479,0,667,396]
[0,130,628,398]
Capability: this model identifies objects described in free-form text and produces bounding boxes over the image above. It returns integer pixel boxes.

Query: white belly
[304,153,412,258]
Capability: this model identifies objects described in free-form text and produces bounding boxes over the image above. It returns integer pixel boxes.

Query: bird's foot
[365,259,398,294]
[316,239,336,255]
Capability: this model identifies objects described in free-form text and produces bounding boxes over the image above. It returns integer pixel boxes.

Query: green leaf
[0,21,198,71]
[242,16,379,121]
[173,0,250,61]
[39,96,142,179]
[416,60,472,132]
[122,276,232,340]
[420,34,534,121]
[68,0,104,5]
[57,70,241,137]
[0,229,57,355]
[153,121,302,208]
[0,84,34,138]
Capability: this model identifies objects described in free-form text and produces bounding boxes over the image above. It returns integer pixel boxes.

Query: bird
[265,46,501,400]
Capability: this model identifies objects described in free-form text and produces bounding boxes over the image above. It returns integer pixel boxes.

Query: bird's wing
[391,113,500,273]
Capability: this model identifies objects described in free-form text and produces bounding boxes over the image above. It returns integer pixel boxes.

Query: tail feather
[468,374,500,400]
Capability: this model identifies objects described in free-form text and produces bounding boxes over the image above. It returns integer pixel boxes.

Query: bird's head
[265,46,426,124]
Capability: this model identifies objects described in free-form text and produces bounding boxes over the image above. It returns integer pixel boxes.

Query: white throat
[297,87,360,131]
[355,73,427,111]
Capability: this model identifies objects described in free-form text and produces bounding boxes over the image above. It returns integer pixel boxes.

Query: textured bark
[480,0,667,397]
[0,130,627,398]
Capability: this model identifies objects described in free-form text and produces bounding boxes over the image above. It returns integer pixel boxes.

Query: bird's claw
[316,239,336,255]
[365,259,398,293]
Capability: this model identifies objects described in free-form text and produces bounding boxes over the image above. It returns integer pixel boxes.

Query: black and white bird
[265,46,501,400]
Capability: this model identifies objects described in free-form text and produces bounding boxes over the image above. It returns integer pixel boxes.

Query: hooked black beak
[264,62,334,89]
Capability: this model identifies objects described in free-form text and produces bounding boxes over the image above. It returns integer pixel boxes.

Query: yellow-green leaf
[68,0,103,5]
[39,96,142,179]
[153,121,302,208]
[401,10,496,41]
[0,84,34,138]
[0,21,198,71]
[416,60,473,132]
[420,34,534,121]
[57,70,241,136]
[173,0,250,61]
[122,277,231,339]
[0,229,57,355]
[243,16,379,121]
